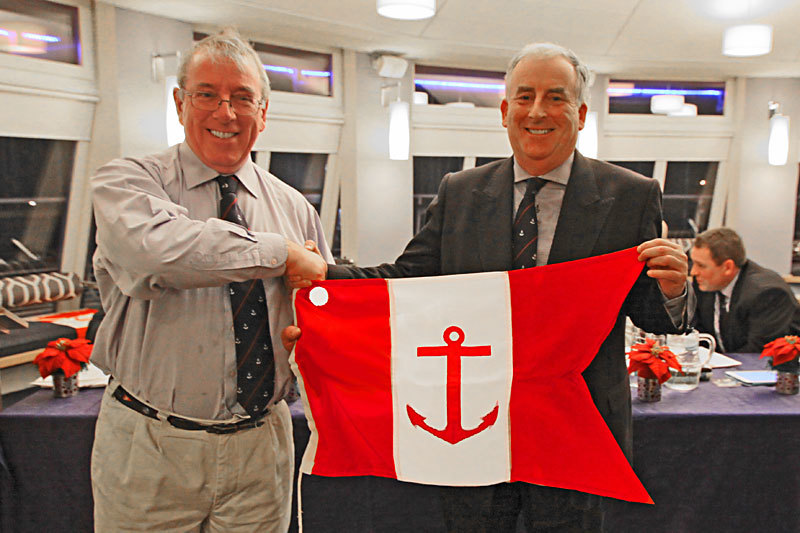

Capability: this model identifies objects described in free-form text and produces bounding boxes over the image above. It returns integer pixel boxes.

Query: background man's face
[690,245,733,292]
[501,55,587,176]
[175,53,267,174]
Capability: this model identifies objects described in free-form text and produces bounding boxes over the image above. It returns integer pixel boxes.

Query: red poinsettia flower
[33,337,93,379]
[760,335,800,367]
[627,338,682,384]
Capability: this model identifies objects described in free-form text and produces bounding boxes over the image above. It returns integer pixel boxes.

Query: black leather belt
[112,385,267,434]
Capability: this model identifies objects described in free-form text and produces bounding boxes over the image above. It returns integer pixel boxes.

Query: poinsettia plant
[760,336,800,374]
[627,338,682,384]
[33,337,92,379]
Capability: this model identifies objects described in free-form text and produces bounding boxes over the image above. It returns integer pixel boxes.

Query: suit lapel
[721,261,748,342]
[473,158,514,272]
[548,152,614,264]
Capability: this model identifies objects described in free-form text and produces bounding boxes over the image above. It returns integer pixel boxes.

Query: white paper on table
[707,350,742,369]
[31,362,110,388]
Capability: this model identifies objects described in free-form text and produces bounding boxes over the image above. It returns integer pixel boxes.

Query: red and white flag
[291,247,652,504]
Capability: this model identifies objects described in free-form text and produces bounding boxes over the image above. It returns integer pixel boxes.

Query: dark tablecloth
[1,354,798,533]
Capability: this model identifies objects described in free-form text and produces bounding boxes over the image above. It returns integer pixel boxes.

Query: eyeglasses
[181,90,265,116]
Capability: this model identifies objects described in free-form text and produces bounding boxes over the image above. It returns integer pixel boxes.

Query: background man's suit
[693,260,800,353]
[329,151,682,460]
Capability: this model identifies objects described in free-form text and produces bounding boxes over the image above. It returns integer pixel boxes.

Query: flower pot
[775,371,799,395]
[52,373,79,398]
[637,375,661,402]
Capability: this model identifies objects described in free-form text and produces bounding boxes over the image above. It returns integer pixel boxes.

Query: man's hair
[505,42,592,106]
[693,227,746,267]
[177,27,270,101]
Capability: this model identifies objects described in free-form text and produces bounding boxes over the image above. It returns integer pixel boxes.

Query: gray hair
[505,43,592,106]
[177,27,270,101]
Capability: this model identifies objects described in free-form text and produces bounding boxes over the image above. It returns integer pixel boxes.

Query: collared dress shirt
[512,153,687,324]
[714,272,739,352]
[91,143,333,420]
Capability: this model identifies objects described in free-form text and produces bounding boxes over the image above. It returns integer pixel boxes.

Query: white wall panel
[0,87,96,141]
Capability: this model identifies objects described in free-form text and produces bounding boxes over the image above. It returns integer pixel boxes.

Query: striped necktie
[513,177,547,269]
[716,292,729,352]
[216,175,274,417]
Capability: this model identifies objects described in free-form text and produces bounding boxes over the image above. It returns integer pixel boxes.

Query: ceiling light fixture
[650,94,685,114]
[377,0,436,20]
[722,24,772,57]
[668,103,698,117]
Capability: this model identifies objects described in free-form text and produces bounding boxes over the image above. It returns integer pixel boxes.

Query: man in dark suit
[286,42,689,532]
[691,227,800,353]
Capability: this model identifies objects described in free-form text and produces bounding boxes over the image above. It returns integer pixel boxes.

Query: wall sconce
[722,24,772,57]
[650,94,684,114]
[577,111,598,158]
[768,101,789,166]
[382,82,410,160]
[377,56,411,160]
[151,51,181,82]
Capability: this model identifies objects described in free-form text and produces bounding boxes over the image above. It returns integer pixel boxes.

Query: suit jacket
[693,260,800,353]
[329,151,682,458]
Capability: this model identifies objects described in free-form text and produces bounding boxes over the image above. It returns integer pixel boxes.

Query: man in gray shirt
[90,29,329,532]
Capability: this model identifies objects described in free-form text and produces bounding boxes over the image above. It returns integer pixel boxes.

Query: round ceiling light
[377,0,436,20]
[650,94,685,114]
[722,24,772,57]
[668,103,698,117]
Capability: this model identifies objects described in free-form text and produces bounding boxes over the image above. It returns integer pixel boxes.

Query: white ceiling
[106,0,800,78]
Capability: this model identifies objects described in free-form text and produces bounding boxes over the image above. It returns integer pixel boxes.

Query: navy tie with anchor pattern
[216,175,274,417]
[513,177,547,269]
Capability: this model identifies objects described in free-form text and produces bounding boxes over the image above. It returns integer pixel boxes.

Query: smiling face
[501,55,587,176]
[690,245,738,292]
[174,52,267,174]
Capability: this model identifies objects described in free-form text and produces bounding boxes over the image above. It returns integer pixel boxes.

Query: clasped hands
[286,239,327,288]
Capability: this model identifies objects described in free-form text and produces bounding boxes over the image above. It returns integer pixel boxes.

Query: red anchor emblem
[407,326,499,444]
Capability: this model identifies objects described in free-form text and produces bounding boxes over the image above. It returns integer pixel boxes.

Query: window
[608,80,725,116]
[415,65,505,108]
[267,152,340,258]
[268,152,327,211]
[476,157,504,167]
[608,161,655,178]
[792,166,800,275]
[413,157,463,234]
[194,33,333,97]
[662,162,718,238]
[0,0,80,64]
[0,137,75,278]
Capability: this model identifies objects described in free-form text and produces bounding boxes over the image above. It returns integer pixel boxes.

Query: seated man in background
[690,227,800,353]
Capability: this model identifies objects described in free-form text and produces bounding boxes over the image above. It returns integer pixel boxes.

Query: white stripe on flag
[389,272,513,486]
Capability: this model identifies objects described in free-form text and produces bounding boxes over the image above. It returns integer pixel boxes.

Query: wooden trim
[783,275,800,284]
[0,349,39,369]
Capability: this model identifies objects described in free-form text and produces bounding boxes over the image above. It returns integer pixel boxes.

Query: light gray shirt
[512,152,687,325]
[91,143,333,420]
[714,271,739,351]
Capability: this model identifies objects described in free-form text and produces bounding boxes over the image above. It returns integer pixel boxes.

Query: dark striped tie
[716,292,729,352]
[216,175,274,417]
[513,177,546,269]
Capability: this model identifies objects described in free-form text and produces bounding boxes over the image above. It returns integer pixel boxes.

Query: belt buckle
[206,417,260,434]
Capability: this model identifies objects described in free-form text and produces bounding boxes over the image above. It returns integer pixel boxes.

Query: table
[1,354,798,532]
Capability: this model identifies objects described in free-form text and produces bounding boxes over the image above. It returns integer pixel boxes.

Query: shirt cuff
[254,232,289,271]
[662,283,689,329]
